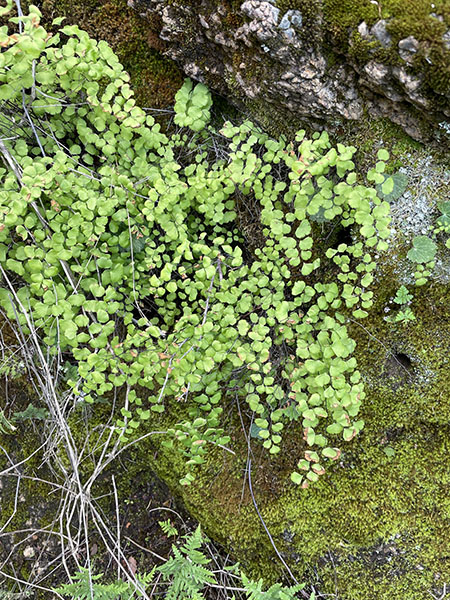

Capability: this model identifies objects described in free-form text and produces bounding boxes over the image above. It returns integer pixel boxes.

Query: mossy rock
[275,0,450,106]
[127,0,450,144]
[142,272,450,599]
[1,3,449,597]
[135,141,450,599]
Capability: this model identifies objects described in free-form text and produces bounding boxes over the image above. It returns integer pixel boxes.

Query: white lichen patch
[388,153,449,238]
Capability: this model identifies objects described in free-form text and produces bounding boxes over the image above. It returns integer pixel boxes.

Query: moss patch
[143,282,450,598]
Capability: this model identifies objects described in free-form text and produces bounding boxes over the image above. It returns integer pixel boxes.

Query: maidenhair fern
[173,78,212,132]
[0,2,394,488]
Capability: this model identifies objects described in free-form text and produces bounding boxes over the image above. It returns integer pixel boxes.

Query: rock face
[128,0,450,142]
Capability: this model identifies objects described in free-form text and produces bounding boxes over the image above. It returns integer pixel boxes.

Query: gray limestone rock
[279,9,303,30]
[398,36,420,63]
[364,61,390,85]
[358,21,370,38]
[128,0,450,143]
[370,20,392,48]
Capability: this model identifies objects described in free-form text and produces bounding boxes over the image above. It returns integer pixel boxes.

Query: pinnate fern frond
[157,526,216,600]
[54,566,155,600]
[241,572,310,600]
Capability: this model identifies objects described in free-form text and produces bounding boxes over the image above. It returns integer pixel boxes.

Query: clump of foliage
[407,236,436,286]
[0,351,26,379]
[54,569,154,600]
[393,285,413,305]
[0,2,392,488]
[403,200,450,287]
[434,201,450,248]
[407,235,437,265]
[173,78,212,132]
[54,525,313,600]
[12,402,49,422]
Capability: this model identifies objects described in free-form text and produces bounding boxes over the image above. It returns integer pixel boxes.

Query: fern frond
[241,572,309,600]
[157,526,216,600]
[53,566,156,600]
[159,519,178,537]
[181,526,203,554]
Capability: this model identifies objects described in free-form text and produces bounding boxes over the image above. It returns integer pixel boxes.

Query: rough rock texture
[128,0,450,143]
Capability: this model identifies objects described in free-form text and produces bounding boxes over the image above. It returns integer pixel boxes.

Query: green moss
[145,360,450,597]
[322,0,379,47]
[348,32,380,63]
[320,0,449,50]
[382,2,449,105]
[140,418,283,579]
[340,115,424,173]
[0,423,61,593]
